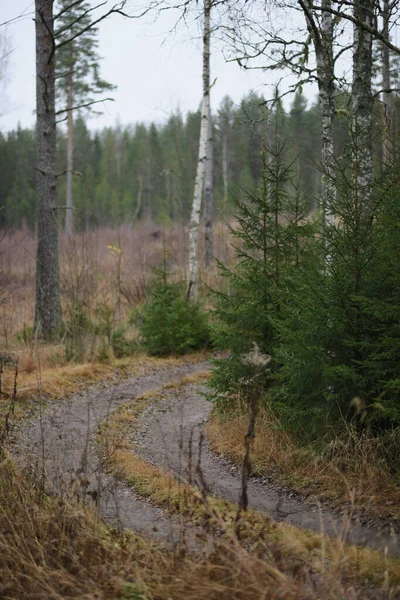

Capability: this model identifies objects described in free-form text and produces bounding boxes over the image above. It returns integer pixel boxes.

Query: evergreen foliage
[137,271,210,356]
[208,97,400,439]
[55,0,115,111]
[0,92,335,230]
[209,109,315,406]
[276,168,400,434]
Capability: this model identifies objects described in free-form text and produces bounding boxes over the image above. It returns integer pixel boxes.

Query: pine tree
[35,0,61,340]
[55,0,115,234]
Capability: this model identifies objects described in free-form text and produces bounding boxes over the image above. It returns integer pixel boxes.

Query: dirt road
[11,357,399,556]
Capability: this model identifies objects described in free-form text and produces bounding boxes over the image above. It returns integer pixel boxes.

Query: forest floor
[3,353,400,598]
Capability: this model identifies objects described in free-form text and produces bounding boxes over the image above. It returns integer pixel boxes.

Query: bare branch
[55,97,115,114]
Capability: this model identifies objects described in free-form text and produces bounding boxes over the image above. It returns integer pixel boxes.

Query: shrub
[111,326,138,358]
[64,303,92,362]
[137,272,210,356]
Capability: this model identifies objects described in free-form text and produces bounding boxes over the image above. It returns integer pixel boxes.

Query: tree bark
[65,68,74,235]
[352,0,374,205]
[302,0,335,227]
[382,0,393,166]
[222,130,228,211]
[204,111,214,267]
[35,0,61,340]
[188,0,211,301]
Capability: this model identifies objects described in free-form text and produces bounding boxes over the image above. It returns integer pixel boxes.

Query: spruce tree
[275,158,400,436]
[209,108,314,405]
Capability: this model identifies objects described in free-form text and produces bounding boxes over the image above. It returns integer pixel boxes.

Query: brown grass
[0,220,233,340]
[2,454,398,600]
[0,350,209,429]
[96,381,400,594]
[206,402,400,525]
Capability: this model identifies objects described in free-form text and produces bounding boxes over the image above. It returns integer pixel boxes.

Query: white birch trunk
[318,0,335,227]
[188,0,211,302]
[352,0,374,206]
[382,0,393,166]
[304,0,335,227]
[222,132,228,211]
[65,69,74,235]
[204,112,214,267]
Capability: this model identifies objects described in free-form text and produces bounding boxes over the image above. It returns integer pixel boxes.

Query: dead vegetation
[95,379,400,596]
[0,221,232,340]
[0,224,400,598]
[1,438,399,599]
[206,399,400,526]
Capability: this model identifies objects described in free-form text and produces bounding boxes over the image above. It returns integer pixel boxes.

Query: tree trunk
[133,172,143,222]
[65,69,74,235]
[35,0,61,340]
[318,0,335,227]
[382,0,393,166]
[352,0,374,205]
[222,131,228,211]
[188,0,211,302]
[303,0,335,226]
[204,110,214,267]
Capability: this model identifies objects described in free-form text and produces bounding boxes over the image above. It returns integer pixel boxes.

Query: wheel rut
[133,382,400,557]
[10,358,399,556]
[11,359,209,548]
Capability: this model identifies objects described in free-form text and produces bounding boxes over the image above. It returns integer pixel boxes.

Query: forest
[1,0,400,598]
[0,90,324,231]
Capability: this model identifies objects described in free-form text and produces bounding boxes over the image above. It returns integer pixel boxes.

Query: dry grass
[206,402,400,525]
[0,349,209,429]
[2,455,398,600]
[0,220,233,340]
[96,381,400,594]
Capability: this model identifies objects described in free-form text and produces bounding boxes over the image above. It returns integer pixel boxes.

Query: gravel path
[10,358,399,556]
[11,359,209,548]
[133,383,400,556]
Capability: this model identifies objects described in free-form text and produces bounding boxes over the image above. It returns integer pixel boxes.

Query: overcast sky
[0,0,316,133]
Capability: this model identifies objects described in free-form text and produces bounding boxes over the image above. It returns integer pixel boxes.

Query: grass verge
[4,454,399,600]
[96,378,400,594]
[206,400,400,526]
[0,348,209,429]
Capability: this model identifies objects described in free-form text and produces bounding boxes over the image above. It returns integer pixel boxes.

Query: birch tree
[299,0,336,227]
[204,113,214,266]
[35,0,62,339]
[188,0,212,301]
[381,0,394,165]
[352,0,375,206]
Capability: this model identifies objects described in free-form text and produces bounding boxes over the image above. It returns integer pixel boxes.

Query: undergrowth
[96,379,400,594]
[206,397,400,525]
[2,453,399,599]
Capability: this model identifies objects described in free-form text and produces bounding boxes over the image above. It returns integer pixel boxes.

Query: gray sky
[0,0,315,133]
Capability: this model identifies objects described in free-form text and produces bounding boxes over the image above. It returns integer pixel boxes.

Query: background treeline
[1,89,396,232]
[0,91,330,230]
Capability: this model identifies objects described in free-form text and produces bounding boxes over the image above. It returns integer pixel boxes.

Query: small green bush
[111,326,138,358]
[15,325,34,346]
[64,303,92,362]
[136,273,210,356]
